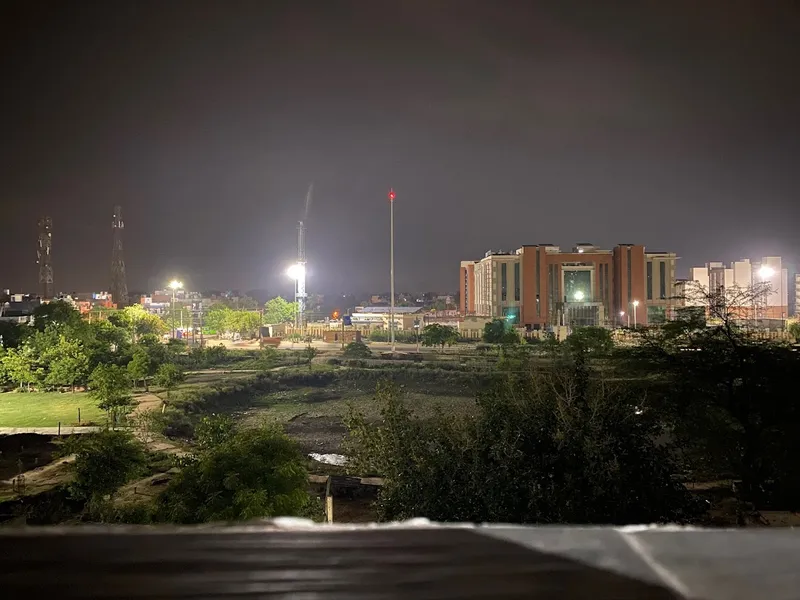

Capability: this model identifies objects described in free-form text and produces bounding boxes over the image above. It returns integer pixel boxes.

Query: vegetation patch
[0,392,104,428]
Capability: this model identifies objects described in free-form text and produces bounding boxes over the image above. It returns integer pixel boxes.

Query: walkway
[0,426,99,435]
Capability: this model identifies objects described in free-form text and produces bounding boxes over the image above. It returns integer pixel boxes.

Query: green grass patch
[0,392,105,428]
[243,388,477,425]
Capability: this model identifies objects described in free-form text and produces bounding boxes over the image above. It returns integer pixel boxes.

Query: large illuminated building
[459,243,678,329]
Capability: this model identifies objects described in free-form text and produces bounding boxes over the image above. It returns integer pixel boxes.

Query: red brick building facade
[461,244,669,329]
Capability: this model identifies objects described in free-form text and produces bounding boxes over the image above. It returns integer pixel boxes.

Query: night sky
[2,0,798,296]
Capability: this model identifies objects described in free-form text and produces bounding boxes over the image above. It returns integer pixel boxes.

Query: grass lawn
[0,392,105,428]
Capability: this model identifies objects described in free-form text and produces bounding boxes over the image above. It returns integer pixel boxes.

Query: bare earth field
[239,385,477,454]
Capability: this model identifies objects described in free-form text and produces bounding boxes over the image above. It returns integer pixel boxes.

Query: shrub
[154,426,310,524]
[343,341,372,358]
[63,430,147,507]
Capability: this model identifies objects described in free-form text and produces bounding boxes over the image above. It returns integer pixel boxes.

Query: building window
[535,249,541,316]
[646,261,653,300]
[627,247,632,304]
[501,263,507,302]
[514,262,520,302]
[564,269,591,302]
[659,261,666,300]
[647,305,666,324]
[548,265,557,319]
[599,263,605,304]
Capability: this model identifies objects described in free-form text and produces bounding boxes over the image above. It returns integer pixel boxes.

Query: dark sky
[2,0,799,296]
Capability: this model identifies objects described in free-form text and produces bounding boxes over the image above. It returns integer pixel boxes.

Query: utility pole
[389,188,396,352]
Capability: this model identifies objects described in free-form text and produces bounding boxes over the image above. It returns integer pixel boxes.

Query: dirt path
[1,455,74,496]
[132,392,163,416]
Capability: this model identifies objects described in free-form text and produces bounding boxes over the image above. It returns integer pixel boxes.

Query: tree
[0,321,26,349]
[0,346,40,391]
[43,336,89,391]
[228,311,262,338]
[88,364,133,424]
[788,319,800,342]
[64,430,146,507]
[565,326,614,355]
[630,281,800,507]
[155,362,184,398]
[345,365,702,525]
[166,338,188,357]
[113,304,166,342]
[204,305,233,335]
[421,323,459,350]
[303,345,318,369]
[30,300,82,332]
[194,414,236,451]
[483,319,519,345]
[127,347,153,391]
[263,297,297,324]
[154,426,309,524]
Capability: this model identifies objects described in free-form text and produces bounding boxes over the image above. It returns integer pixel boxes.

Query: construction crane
[288,183,313,332]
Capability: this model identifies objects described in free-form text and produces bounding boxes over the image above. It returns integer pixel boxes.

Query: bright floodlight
[287,263,305,280]
[573,290,585,301]
[619,311,625,317]
[758,265,775,279]
[169,279,182,290]
[633,300,640,307]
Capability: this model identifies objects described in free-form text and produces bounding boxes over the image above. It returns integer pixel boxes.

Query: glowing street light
[620,310,628,328]
[287,263,305,281]
[168,280,183,338]
[632,299,640,329]
[758,265,775,279]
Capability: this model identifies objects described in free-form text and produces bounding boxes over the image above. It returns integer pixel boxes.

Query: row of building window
[646,261,667,300]
[500,262,521,302]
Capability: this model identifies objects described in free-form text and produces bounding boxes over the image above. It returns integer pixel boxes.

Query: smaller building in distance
[687,257,789,320]
[0,291,42,325]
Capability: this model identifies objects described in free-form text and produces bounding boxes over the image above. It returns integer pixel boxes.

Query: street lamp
[169,280,183,339]
[620,310,627,328]
[632,300,640,329]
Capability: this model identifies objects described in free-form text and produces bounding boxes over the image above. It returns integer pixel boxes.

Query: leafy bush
[63,430,147,507]
[154,426,310,523]
[343,341,371,358]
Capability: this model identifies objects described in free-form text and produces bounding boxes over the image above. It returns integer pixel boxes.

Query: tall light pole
[389,188,396,352]
[620,310,626,328]
[632,299,639,329]
[287,264,306,332]
[169,280,182,339]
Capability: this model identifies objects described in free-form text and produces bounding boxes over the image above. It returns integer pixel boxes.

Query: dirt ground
[284,415,348,455]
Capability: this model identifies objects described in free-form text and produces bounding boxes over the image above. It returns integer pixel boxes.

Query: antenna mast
[110,206,129,307]
[37,217,54,299]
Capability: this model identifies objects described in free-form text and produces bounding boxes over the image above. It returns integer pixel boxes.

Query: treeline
[344,303,800,523]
